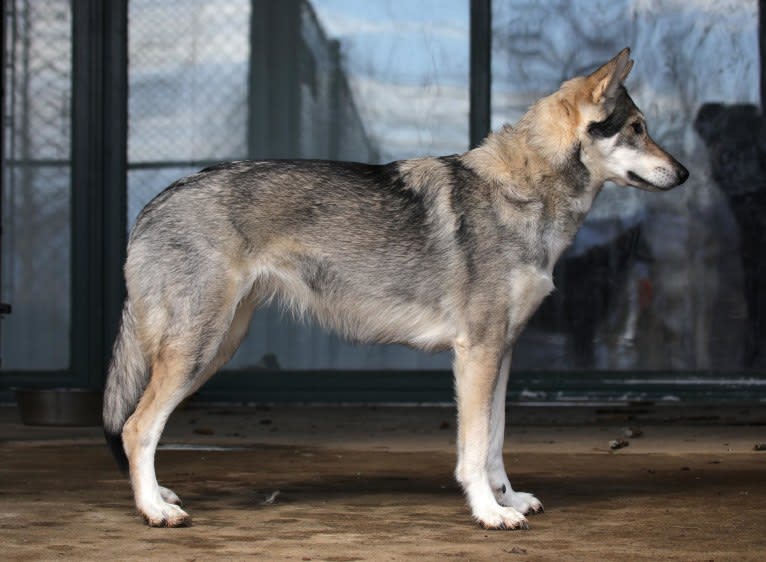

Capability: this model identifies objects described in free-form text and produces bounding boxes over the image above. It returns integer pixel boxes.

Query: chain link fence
[126,0,397,369]
[127,0,251,226]
[491,0,759,372]
[2,0,72,369]
[127,1,382,227]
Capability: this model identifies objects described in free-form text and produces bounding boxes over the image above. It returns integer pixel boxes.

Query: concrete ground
[1,402,765,561]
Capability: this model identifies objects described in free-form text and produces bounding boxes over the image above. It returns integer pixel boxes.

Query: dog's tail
[103,300,148,474]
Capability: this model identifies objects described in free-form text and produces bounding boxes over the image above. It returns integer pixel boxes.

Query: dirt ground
[1,403,765,561]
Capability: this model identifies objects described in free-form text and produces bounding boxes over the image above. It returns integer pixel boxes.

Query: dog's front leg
[487,351,544,515]
[454,342,528,530]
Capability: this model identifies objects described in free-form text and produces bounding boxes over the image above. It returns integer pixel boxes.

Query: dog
[103,48,688,530]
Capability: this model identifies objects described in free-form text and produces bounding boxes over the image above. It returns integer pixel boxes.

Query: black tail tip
[104,428,129,475]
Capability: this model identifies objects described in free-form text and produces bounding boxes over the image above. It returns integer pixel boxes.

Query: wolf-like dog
[103,48,688,530]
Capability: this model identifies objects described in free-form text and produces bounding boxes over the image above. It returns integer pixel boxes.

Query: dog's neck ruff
[460,115,607,274]
[461,122,603,215]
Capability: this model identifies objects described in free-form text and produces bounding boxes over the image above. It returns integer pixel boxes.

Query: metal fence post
[470,0,491,148]
[71,0,127,389]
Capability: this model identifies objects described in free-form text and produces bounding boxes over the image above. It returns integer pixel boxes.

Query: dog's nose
[677,164,689,185]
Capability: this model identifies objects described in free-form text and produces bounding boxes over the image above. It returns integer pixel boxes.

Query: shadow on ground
[1,440,765,561]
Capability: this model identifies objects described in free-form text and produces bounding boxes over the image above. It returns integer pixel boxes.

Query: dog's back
[125,158,484,348]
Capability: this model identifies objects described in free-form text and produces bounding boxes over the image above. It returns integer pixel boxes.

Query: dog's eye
[632,122,644,135]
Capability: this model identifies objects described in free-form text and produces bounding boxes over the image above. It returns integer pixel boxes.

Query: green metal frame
[1,0,127,392]
[1,0,764,404]
[470,0,491,148]
[73,0,129,388]
[196,370,766,403]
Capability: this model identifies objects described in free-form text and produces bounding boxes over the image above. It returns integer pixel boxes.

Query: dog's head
[572,48,689,191]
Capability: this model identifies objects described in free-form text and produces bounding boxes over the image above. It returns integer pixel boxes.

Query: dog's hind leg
[122,287,257,527]
[122,349,196,527]
[192,294,260,389]
[487,352,543,515]
[454,342,528,530]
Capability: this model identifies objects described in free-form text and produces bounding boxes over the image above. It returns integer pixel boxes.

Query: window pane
[127,0,251,224]
[2,0,72,370]
[492,0,760,371]
[311,0,469,161]
[127,0,468,370]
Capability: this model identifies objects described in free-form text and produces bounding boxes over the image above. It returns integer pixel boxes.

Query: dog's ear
[587,47,633,110]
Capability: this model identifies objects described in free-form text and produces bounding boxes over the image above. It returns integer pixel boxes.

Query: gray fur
[103,48,689,529]
[103,300,146,434]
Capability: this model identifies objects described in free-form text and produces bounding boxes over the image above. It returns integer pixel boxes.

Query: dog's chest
[543,230,574,272]
[507,266,554,340]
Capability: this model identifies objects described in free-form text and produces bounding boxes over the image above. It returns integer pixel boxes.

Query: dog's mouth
[627,171,665,191]
[627,166,688,191]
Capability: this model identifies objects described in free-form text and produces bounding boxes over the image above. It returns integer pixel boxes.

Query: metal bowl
[15,388,103,426]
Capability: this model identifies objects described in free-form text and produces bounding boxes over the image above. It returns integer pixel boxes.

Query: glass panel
[310,0,469,161]
[2,0,72,370]
[127,0,468,370]
[127,0,250,224]
[492,0,760,371]
[234,0,468,369]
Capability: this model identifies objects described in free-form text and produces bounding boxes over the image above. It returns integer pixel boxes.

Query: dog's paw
[159,485,183,506]
[473,504,529,530]
[508,491,544,515]
[139,501,192,528]
[494,484,544,515]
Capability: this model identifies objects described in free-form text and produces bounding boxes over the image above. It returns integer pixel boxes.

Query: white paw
[138,499,191,527]
[159,486,183,506]
[508,491,544,515]
[493,484,544,514]
[472,503,529,530]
